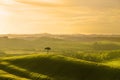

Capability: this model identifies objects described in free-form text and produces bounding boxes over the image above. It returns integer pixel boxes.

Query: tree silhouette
[44,47,51,54]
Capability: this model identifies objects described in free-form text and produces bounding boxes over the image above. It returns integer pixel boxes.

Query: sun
[0,0,16,4]
[0,8,9,34]
[0,7,10,16]
[0,9,8,15]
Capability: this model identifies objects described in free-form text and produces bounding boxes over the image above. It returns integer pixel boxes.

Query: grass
[0,61,51,80]
[103,58,120,68]
[0,36,120,80]
[0,54,120,80]
[58,50,120,62]
[0,69,30,80]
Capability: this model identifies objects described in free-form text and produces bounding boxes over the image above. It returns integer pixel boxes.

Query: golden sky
[0,0,120,34]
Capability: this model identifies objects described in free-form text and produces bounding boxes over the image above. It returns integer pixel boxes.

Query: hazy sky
[0,0,120,34]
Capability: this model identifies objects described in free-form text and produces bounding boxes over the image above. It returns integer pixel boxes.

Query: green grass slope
[0,69,30,80]
[2,54,120,80]
[0,61,51,80]
[103,58,120,68]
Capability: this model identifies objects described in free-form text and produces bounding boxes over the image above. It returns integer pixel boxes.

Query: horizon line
[0,33,120,35]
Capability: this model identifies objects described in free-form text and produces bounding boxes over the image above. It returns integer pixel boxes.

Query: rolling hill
[0,54,120,80]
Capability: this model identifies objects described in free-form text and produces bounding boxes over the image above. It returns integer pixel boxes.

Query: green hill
[0,54,120,80]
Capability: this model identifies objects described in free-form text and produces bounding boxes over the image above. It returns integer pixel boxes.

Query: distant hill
[0,34,120,42]
[0,34,120,55]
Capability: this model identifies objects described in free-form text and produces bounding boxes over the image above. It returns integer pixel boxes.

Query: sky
[0,0,120,34]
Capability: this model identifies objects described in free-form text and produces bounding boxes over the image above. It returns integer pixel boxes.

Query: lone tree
[44,47,51,54]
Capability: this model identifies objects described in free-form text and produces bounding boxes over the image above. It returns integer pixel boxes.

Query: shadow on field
[3,54,120,80]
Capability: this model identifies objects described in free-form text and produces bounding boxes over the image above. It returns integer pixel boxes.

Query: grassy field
[0,34,120,80]
[0,54,120,80]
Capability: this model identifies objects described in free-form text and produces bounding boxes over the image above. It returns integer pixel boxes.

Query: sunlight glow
[1,0,16,4]
[0,6,11,34]
[0,0,119,34]
[0,7,10,16]
[39,0,61,3]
